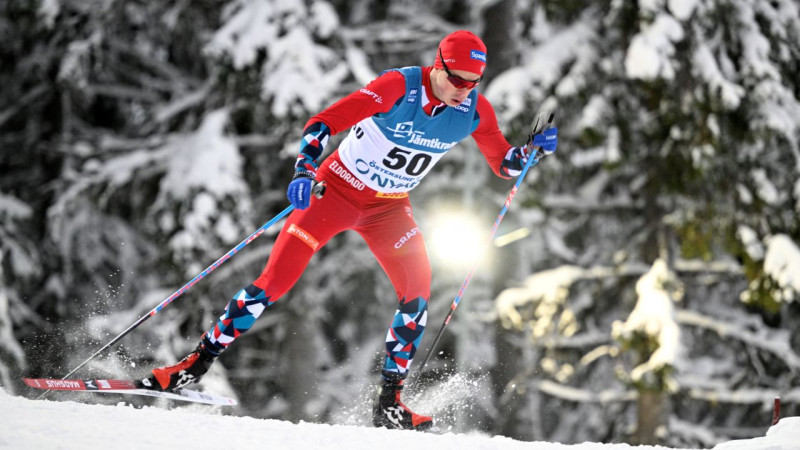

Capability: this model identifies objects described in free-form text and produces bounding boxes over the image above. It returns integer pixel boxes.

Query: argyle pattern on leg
[204,284,273,351]
[382,296,428,376]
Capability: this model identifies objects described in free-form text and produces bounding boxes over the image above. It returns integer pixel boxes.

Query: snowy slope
[1,389,798,450]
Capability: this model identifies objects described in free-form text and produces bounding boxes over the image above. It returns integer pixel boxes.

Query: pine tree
[492,0,800,446]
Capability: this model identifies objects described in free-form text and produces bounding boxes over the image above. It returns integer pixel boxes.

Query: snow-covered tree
[0,195,40,392]
[490,0,800,446]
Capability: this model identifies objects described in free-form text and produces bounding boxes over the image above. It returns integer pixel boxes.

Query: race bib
[338,118,450,193]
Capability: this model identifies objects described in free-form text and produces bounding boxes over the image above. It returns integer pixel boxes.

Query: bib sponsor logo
[388,121,416,138]
[394,227,420,249]
[407,134,456,149]
[355,158,371,174]
[288,224,320,251]
[354,158,420,191]
[385,122,456,150]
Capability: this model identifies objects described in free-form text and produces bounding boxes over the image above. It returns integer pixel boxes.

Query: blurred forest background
[1,0,799,448]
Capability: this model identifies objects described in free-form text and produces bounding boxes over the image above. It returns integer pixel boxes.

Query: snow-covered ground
[1,388,797,450]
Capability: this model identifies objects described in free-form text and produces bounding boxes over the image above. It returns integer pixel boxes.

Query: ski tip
[22,377,83,390]
[22,378,43,389]
[21,377,237,406]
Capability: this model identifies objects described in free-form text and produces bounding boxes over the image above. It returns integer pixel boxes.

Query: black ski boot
[372,378,433,431]
[141,341,220,391]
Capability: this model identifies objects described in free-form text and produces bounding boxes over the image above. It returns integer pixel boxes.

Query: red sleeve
[472,94,515,178]
[304,71,407,135]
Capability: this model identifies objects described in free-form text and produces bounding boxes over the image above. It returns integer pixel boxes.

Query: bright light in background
[428,211,488,268]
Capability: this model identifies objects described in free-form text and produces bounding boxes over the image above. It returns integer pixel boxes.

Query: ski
[22,378,237,406]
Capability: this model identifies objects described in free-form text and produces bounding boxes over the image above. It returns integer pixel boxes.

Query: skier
[140,30,558,431]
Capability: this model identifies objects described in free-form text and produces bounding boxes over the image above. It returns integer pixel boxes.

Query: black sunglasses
[439,49,482,90]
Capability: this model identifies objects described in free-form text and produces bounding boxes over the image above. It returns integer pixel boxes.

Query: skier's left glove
[499,126,559,178]
[531,127,558,155]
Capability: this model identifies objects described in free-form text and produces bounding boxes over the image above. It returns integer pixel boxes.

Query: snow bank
[712,416,800,449]
[1,388,798,449]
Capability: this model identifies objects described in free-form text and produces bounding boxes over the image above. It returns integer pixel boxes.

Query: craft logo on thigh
[394,227,420,249]
[288,224,320,250]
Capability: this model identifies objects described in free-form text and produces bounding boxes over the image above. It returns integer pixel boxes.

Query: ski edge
[22,378,237,406]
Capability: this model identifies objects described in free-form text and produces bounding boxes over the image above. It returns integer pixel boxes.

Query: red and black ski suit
[203,66,519,379]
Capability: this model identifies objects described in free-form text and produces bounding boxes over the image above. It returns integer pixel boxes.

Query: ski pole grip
[312,180,326,199]
[529,112,554,136]
[529,113,556,159]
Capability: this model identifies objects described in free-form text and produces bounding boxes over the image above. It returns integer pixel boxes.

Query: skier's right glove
[287,170,315,210]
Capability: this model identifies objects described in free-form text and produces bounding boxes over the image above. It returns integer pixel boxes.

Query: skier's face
[432,68,481,107]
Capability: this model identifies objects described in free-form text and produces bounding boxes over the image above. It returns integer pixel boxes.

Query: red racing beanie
[434,30,488,75]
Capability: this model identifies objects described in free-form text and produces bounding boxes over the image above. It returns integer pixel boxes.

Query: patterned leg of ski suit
[203,151,430,379]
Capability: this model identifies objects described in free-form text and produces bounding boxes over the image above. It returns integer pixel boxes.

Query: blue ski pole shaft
[49,205,295,387]
[44,182,326,393]
[145,203,294,318]
[416,114,554,376]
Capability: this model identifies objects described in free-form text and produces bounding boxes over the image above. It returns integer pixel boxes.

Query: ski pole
[40,183,325,397]
[416,114,555,376]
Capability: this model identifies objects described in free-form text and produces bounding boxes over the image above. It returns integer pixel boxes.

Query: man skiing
[140,30,558,431]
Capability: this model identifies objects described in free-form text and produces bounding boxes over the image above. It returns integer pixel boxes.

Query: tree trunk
[635,389,667,445]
